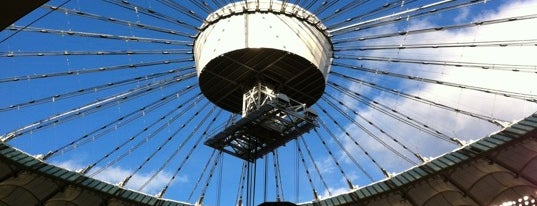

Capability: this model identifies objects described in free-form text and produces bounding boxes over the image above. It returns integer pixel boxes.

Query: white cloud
[332,0,537,177]
[454,7,471,24]
[314,156,336,175]
[53,159,188,195]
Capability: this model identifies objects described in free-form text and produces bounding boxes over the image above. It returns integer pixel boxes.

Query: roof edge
[302,112,537,205]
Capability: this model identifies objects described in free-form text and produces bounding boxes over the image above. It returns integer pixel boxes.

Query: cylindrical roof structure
[193,0,333,113]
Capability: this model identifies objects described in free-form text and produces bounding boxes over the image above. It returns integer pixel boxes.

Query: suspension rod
[1,73,195,142]
[326,0,419,29]
[319,97,419,165]
[235,161,247,206]
[187,149,220,202]
[302,0,316,10]
[334,39,537,51]
[272,151,285,201]
[102,0,199,31]
[119,101,212,187]
[1,49,192,58]
[295,139,320,201]
[88,95,205,176]
[156,0,205,22]
[327,82,465,146]
[0,58,193,83]
[194,151,224,205]
[334,55,537,73]
[299,137,332,197]
[312,128,365,184]
[322,92,426,163]
[332,62,537,102]
[333,13,537,44]
[43,85,198,161]
[330,0,487,35]
[317,104,393,176]
[320,0,371,23]
[40,4,194,37]
[153,108,223,196]
[0,69,185,112]
[188,0,214,14]
[329,72,511,127]
[7,25,193,46]
[79,92,202,174]
[312,0,341,17]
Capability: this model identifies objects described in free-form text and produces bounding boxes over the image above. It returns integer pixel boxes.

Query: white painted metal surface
[193,0,333,80]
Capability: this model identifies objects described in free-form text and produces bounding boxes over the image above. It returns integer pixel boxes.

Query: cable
[8,25,193,45]
[332,62,537,103]
[332,13,537,44]
[0,59,193,83]
[0,0,72,44]
[40,4,193,38]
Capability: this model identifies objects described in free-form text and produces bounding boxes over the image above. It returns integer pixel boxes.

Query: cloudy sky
[324,0,537,199]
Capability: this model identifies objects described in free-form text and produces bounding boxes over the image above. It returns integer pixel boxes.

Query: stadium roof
[1,112,536,206]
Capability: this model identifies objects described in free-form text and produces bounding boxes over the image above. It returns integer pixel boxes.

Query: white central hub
[193,0,333,113]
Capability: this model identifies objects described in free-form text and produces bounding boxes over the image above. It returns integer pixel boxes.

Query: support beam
[205,84,318,162]
[442,174,482,205]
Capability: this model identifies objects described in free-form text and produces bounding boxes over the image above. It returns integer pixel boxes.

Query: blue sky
[1,0,537,205]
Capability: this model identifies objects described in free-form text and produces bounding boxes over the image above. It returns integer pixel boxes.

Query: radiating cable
[40,4,194,38]
[320,97,419,165]
[317,104,393,177]
[329,72,512,127]
[118,101,211,187]
[299,137,332,197]
[43,85,199,161]
[1,49,192,58]
[78,92,202,174]
[320,0,371,22]
[334,55,537,74]
[334,39,537,51]
[2,74,195,142]
[87,94,205,176]
[295,139,320,201]
[323,92,427,162]
[312,127,367,184]
[7,26,193,46]
[325,0,420,29]
[102,0,199,31]
[0,69,183,112]
[138,106,221,192]
[194,151,224,205]
[332,62,537,103]
[332,13,537,44]
[156,0,206,22]
[0,59,193,84]
[330,0,488,35]
[328,82,466,146]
